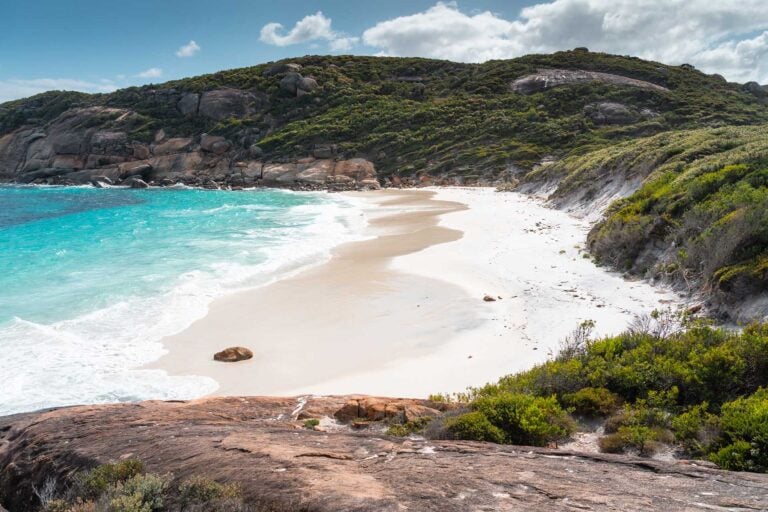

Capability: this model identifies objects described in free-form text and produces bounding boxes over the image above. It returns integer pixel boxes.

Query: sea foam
[0,187,368,415]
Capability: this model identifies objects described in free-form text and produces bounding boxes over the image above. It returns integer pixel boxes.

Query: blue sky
[1,1,767,102]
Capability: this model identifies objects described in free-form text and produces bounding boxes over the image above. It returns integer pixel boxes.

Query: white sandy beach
[149,187,686,398]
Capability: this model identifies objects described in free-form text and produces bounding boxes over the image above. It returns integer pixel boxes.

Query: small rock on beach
[213,346,253,362]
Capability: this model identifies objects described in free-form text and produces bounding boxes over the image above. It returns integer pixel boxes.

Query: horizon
[2,0,767,103]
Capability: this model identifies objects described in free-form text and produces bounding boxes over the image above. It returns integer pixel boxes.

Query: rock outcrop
[1,396,766,511]
[511,69,670,95]
[279,72,319,97]
[583,101,638,125]
[0,103,379,190]
[198,88,262,121]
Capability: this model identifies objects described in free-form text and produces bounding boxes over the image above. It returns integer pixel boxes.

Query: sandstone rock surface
[1,396,766,511]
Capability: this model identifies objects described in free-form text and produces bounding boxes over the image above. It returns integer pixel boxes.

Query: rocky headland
[2,396,767,511]
[0,101,380,191]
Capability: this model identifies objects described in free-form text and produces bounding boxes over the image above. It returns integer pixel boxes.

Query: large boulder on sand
[213,346,253,362]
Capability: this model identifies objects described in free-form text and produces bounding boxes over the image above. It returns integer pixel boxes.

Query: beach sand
[149,187,685,397]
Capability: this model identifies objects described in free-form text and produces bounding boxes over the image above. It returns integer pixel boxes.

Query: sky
[1,0,767,103]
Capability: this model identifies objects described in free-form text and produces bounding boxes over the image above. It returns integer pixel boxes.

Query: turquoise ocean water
[0,185,367,415]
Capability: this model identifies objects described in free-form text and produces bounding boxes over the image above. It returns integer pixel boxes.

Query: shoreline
[147,189,475,396]
[149,187,686,398]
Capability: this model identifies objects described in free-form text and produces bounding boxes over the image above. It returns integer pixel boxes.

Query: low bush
[178,476,242,511]
[72,459,145,500]
[444,411,505,444]
[386,417,433,437]
[302,419,320,429]
[671,403,720,454]
[39,460,249,512]
[453,319,768,472]
[562,387,621,417]
[446,393,575,446]
[711,389,768,471]
[709,441,760,472]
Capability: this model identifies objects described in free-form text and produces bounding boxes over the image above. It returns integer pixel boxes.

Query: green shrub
[562,387,621,417]
[111,473,168,510]
[302,419,320,429]
[178,476,242,510]
[459,320,768,470]
[74,459,145,499]
[710,441,760,472]
[445,411,505,444]
[386,417,433,437]
[470,393,575,446]
[713,389,768,471]
[671,403,720,453]
[599,425,673,456]
[108,492,152,512]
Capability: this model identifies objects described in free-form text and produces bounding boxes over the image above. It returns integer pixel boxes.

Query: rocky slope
[1,51,767,189]
[0,103,379,190]
[2,396,767,511]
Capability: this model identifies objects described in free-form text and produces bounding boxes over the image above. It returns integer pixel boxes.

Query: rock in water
[213,346,253,362]
[123,176,149,189]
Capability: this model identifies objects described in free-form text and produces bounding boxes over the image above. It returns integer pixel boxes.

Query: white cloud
[361,1,768,83]
[363,2,523,62]
[136,67,163,79]
[694,31,768,83]
[329,36,359,52]
[260,11,357,52]
[0,78,117,103]
[176,40,201,58]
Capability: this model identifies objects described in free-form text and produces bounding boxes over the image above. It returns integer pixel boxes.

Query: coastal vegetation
[532,125,768,317]
[38,459,260,512]
[425,313,768,472]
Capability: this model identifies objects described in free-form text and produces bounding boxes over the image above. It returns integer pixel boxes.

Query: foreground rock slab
[1,396,767,511]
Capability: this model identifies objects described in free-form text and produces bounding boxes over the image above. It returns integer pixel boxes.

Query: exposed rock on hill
[510,68,670,94]
[583,101,638,125]
[197,88,262,120]
[1,396,766,511]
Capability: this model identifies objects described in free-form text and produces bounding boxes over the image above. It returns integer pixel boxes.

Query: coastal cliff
[2,396,767,511]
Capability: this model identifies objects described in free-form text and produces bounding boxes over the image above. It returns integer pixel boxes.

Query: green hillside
[2,50,766,180]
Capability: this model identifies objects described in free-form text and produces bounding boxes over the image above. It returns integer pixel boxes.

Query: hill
[1,50,766,188]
